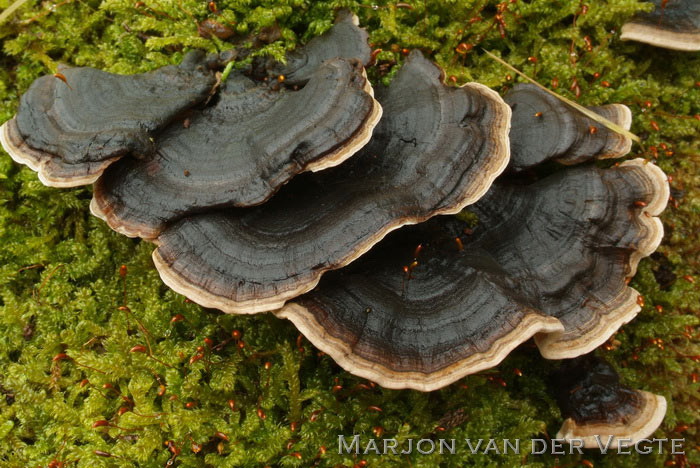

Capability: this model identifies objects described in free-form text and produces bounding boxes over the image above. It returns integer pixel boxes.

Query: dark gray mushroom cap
[277,219,563,391]
[0,51,217,187]
[90,58,381,239]
[152,50,511,314]
[555,356,667,448]
[506,83,632,171]
[276,160,667,390]
[258,10,371,85]
[621,0,700,51]
[467,159,668,359]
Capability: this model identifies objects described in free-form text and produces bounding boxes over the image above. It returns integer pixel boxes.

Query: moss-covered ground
[0,0,698,466]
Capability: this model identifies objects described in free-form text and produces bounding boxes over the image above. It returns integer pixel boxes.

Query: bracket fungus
[152,50,511,315]
[275,159,668,390]
[621,0,700,51]
[0,10,672,404]
[0,51,217,187]
[254,10,371,86]
[505,84,633,171]
[277,218,564,391]
[555,355,667,448]
[466,159,668,360]
[91,58,381,239]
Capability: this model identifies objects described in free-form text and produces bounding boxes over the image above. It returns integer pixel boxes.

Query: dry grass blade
[0,0,32,25]
[483,49,640,144]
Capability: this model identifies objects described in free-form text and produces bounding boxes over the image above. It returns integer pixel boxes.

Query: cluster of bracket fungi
[3,6,688,449]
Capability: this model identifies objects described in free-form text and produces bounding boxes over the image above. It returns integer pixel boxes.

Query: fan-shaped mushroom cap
[90,58,381,239]
[555,355,667,449]
[621,0,700,51]
[257,10,371,85]
[505,83,632,171]
[274,160,667,390]
[0,51,217,187]
[152,50,511,314]
[466,159,668,360]
[277,219,563,391]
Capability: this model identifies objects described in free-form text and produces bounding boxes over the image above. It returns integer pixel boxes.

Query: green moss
[0,0,698,466]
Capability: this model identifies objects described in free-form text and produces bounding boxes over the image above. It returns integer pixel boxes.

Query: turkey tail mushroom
[505,83,633,171]
[151,50,512,315]
[274,160,667,390]
[0,51,217,187]
[466,159,668,360]
[253,9,371,85]
[621,0,700,51]
[554,355,667,449]
[277,220,563,391]
[90,58,381,239]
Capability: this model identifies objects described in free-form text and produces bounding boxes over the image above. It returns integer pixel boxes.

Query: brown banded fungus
[0,51,217,187]
[621,0,700,51]
[253,10,371,86]
[152,50,512,315]
[278,219,564,391]
[466,159,668,360]
[90,58,381,239]
[276,160,668,390]
[554,355,667,448]
[505,83,633,171]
